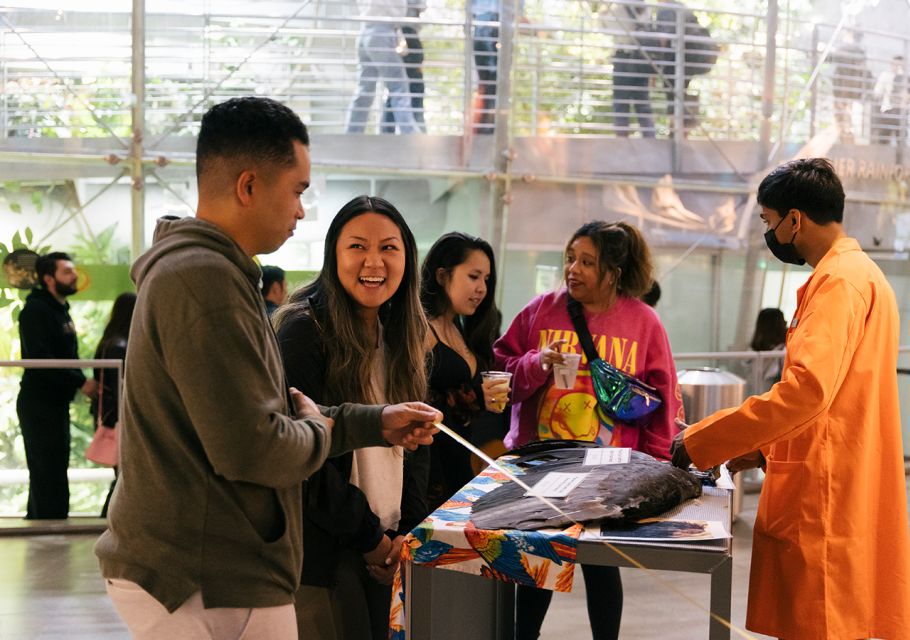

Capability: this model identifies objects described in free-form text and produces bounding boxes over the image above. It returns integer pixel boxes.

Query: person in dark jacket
[420,232,509,510]
[17,251,97,520]
[261,264,287,317]
[275,195,430,640]
[91,292,137,517]
[94,97,439,640]
[653,0,719,132]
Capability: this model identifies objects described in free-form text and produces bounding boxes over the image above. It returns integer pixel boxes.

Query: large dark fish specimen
[470,446,702,530]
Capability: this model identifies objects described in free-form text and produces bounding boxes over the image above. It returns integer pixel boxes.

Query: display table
[391,458,734,640]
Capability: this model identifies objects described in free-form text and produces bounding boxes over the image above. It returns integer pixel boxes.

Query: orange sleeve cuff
[682,405,742,470]
[683,421,715,471]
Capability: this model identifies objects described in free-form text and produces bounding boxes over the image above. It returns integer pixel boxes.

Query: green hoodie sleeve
[162,303,349,488]
[146,244,389,489]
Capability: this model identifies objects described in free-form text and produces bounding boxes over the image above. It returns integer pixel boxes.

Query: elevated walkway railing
[1,1,908,145]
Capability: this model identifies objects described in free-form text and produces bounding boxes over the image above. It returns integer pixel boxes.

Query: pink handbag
[86,366,119,467]
[86,424,118,467]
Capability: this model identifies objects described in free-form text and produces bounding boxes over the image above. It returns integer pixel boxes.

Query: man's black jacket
[18,287,85,403]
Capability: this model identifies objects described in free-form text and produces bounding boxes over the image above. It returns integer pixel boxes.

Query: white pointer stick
[433,422,577,525]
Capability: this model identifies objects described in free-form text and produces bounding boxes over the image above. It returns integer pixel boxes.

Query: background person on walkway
[672,158,910,639]
[469,0,526,134]
[347,0,419,134]
[654,0,719,133]
[17,251,97,520]
[829,29,872,144]
[608,2,656,138]
[91,292,136,518]
[872,55,909,145]
[470,0,501,134]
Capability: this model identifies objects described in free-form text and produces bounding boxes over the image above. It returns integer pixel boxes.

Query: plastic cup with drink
[552,353,582,389]
[480,371,513,413]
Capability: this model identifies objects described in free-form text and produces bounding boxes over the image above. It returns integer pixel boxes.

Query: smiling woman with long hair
[273,195,428,640]
[750,307,788,393]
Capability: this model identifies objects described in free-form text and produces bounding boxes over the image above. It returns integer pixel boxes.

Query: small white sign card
[583,447,632,466]
[715,464,736,490]
[524,472,588,498]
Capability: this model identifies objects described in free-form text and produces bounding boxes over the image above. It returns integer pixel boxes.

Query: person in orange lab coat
[671,158,910,640]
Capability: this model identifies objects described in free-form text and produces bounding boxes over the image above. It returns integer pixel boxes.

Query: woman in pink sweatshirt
[493,220,683,640]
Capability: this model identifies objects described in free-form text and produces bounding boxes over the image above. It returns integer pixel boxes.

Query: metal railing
[0,363,116,514]
[675,349,786,397]
[0,348,907,512]
[0,358,121,516]
[0,1,908,144]
[676,344,910,397]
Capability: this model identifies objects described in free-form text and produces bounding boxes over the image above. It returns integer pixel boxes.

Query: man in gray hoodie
[95,97,439,638]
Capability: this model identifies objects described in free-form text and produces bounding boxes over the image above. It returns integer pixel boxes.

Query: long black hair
[274,195,427,405]
[750,308,787,351]
[95,292,137,357]
[420,232,499,370]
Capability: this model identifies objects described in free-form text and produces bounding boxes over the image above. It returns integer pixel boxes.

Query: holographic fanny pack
[567,296,662,423]
[588,357,661,422]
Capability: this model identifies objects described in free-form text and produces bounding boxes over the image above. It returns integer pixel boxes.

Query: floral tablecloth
[389,457,582,639]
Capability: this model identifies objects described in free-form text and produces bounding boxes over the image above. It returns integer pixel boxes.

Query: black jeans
[17,394,71,519]
[872,106,907,145]
[516,564,623,640]
[381,26,425,133]
[612,54,655,138]
[662,75,698,130]
[473,12,499,134]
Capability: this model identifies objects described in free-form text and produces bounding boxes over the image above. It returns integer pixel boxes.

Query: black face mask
[764,216,806,266]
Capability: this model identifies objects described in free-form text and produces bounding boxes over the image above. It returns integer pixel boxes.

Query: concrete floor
[0,477,907,640]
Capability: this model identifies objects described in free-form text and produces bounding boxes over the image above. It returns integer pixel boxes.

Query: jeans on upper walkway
[347,24,418,134]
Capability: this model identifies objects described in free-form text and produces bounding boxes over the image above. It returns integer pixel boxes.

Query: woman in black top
[420,232,509,509]
[274,196,428,640]
[750,307,788,393]
[91,292,136,517]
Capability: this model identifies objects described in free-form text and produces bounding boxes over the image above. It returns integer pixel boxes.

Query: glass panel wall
[2,0,909,516]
